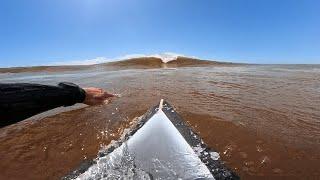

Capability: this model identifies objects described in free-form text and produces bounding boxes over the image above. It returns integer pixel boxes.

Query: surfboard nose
[158,99,164,110]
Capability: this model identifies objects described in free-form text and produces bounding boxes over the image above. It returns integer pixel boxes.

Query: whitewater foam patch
[148,52,180,63]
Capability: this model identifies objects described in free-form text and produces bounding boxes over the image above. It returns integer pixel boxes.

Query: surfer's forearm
[0,82,86,127]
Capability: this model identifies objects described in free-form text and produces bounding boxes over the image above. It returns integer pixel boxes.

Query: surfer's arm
[0,82,114,127]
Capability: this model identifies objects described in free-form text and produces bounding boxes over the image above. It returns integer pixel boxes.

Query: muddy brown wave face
[0,59,319,180]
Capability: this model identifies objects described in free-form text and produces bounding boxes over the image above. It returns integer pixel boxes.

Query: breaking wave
[52,52,188,66]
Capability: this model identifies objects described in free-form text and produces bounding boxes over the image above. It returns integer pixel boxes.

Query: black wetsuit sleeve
[0,82,86,127]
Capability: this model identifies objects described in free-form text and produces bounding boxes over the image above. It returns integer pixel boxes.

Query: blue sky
[0,0,319,67]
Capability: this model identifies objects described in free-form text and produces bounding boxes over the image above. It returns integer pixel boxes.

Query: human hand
[82,87,116,105]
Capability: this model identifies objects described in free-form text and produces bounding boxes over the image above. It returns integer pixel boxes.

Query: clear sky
[0,0,319,67]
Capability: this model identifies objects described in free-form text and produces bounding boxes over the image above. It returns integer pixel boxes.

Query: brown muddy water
[0,65,319,179]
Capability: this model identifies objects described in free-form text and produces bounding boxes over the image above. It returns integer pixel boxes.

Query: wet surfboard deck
[63,100,239,180]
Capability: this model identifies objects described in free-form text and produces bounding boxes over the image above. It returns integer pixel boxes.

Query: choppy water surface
[0,65,319,179]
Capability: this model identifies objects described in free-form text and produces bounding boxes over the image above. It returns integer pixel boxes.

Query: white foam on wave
[51,52,190,66]
[148,52,180,63]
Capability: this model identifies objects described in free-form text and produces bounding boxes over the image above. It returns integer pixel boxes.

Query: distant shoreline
[0,57,241,73]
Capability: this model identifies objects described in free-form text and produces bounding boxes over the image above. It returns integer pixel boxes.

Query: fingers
[82,87,119,106]
[83,87,103,93]
[102,92,115,98]
[93,91,115,98]
[92,92,116,101]
[93,88,103,93]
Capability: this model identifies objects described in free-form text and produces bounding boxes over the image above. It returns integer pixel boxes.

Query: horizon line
[1,52,319,68]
